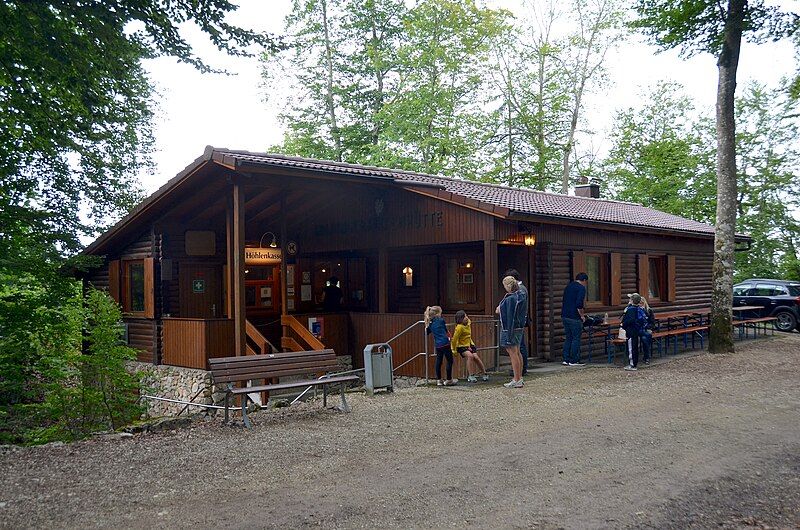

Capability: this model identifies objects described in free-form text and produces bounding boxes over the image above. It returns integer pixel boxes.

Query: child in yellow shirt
[451,310,489,382]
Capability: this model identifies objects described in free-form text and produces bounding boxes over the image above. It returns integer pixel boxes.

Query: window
[753,283,780,296]
[648,257,666,300]
[733,284,751,296]
[446,259,478,305]
[584,254,608,305]
[788,284,800,296]
[124,260,145,313]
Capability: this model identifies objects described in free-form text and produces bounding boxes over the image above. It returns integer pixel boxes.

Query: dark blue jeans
[562,317,583,363]
[641,332,652,362]
[521,333,529,370]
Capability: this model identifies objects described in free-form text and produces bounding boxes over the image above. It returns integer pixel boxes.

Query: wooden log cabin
[80,146,736,376]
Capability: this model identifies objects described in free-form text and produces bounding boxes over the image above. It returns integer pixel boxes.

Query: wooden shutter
[610,252,622,306]
[571,250,586,281]
[666,255,677,302]
[143,257,155,318]
[637,254,650,297]
[108,260,121,303]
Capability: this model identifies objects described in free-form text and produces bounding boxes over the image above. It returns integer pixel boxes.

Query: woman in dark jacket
[497,275,528,388]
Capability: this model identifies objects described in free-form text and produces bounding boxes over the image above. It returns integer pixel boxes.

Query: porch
[160,312,502,379]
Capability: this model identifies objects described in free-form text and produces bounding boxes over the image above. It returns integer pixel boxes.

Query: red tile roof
[219,149,717,237]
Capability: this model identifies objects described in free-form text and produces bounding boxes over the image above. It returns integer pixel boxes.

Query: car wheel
[774,311,797,332]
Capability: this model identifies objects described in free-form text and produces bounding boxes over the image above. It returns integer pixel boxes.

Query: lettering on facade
[245,248,283,265]
[312,210,444,237]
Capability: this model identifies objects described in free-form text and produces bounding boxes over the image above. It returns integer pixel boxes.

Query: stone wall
[129,355,359,417]
[129,362,226,417]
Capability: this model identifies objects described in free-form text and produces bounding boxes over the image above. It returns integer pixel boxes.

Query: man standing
[504,269,529,376]
[561,272,588,366]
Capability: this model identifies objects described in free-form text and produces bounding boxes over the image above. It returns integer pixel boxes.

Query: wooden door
[180,264,222,318]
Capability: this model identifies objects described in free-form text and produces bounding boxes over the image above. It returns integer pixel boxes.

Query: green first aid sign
[192,279,205,293]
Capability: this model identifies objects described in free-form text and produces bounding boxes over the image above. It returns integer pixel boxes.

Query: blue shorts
[500,329,523,347]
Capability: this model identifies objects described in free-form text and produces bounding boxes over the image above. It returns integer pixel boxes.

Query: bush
[0,285,143,444]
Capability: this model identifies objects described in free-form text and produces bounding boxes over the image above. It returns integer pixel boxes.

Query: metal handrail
[289,316,500,406]
[386,320,424,344]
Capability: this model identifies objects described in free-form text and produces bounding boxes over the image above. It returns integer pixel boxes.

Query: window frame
[122,259,146,315]
[647,256,667,302]
[584,252,609,307]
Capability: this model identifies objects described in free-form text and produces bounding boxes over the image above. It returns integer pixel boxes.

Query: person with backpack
[639,296,656,364]
[621,293,648,371]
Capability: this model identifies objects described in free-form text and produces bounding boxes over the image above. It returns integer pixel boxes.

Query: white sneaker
[568,362,586,367]
[561,361,569,365]
[437,379,444,386]
[624,365,637,371]
[467,375,478,383]
[481,374,490,382]
[444,379,458,386]
[503,379,524,388]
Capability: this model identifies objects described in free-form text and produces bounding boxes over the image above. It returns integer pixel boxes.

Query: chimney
[575,183,600,199]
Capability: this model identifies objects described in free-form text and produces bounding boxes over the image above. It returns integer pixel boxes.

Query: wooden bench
[605,325,709,362]
[734,317,777,339]
[209,349,360,428]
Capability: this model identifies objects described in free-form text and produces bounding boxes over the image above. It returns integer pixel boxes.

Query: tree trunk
[321,0,342,162]
[709,0,744,354]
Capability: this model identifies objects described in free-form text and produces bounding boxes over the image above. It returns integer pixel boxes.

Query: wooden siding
[162,318,234,369]
[286,186,495,253]
[534,239,713,361]
[349,313,497,378]
[159,224,227,318]
[126,318,155,363]
[290,313,350,360]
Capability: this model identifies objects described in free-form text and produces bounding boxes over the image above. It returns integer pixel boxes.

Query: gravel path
[1,333,799,529]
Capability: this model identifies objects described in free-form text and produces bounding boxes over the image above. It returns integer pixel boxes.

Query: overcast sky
[140,0,798,194]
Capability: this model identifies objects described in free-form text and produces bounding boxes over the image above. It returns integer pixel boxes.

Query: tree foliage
[1,1,273,442]
[604,81,800,283]
[632,0,797,353]
[264,0,623,188]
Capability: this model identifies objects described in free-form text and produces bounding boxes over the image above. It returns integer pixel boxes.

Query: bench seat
[209,349,360,428]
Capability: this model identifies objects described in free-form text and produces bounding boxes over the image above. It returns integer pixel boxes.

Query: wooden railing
[246,319,275,354]
[281,315,326,351]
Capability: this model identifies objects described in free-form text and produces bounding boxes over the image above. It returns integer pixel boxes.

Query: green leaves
[604,81,800,282]
[265,0,509,178]
[632,0,793,57]
[0,0,272,443]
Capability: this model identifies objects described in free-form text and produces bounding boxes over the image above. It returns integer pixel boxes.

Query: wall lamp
[518,224,536,246]
[258,231,278,248]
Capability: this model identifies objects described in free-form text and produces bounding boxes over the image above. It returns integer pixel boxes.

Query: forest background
[1,0,798,444]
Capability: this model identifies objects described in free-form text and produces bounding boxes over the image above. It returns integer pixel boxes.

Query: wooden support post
[528,244,537,359]
[484,240,498,316]
[378,247,388,313]
[232,182,246,357]
[225,194,234,320]
[281,194,288,317]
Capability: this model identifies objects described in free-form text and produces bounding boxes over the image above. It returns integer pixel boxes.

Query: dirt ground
[1,333,799,529]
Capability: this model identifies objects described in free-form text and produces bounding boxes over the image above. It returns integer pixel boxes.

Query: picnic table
[732,305,776,338]
[586,307,712,363]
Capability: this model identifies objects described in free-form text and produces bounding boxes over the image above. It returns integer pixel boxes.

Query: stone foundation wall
[129,355,358,417]
[129,362,226,417]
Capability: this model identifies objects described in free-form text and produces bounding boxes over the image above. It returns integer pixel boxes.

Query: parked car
[732,279,800,332]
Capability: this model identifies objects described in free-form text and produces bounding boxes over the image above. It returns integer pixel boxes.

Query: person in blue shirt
[561,272,588,366]
[425,306,455,386]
